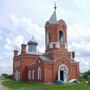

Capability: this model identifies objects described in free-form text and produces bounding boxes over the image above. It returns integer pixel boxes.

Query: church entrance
[58,65,68,83]
[60,70,64,81]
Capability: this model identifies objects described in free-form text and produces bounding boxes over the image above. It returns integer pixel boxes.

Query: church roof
[27,51,42,55]
[48,3,57,24]
[49,10,57,24]
[39,55,53,62]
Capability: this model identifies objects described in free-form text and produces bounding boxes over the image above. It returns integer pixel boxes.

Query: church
[13,5,79,83]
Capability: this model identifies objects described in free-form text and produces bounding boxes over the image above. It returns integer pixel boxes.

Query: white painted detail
[32,70,35,79]
[15,71,20,81]
[46,31,50,46]
[18,72,20,80]
[65,43,68,49]
[49,43,53,48]
[38,67,41,80]
[55,42,60,48]
[28,71,31,80]
[58,64,68,83]
[49,42,60,48]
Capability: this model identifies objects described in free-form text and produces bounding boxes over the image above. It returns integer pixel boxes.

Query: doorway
[58,65,68,83]
[60,70,64,81]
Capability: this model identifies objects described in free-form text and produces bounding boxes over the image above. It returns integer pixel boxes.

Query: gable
[54,56,71,63]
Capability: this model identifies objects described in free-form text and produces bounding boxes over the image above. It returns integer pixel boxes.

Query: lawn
[1,80,90,90]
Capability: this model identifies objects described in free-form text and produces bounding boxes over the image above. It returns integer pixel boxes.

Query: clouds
[68,24,90,72]
[0,15,45,75]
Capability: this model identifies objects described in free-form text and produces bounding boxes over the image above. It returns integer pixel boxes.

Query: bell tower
[45,4,67,53]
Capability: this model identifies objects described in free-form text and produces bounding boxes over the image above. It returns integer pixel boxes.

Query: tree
[2,73,8,78]
[82,70,90,80]
[1,73,13,79]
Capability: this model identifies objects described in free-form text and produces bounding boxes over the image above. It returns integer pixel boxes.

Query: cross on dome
[54,2,57,10]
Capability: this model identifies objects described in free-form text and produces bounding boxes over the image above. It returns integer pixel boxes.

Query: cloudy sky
[0,0,90,75]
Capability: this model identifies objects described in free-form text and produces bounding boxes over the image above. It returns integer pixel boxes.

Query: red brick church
[13,5,79,83]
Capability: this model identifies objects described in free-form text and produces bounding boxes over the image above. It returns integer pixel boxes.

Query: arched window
[59,31,64,44]
[28,71,31,80]
[32,70,35,79]
[46,32,50,45]
[15,71,20,81]
[38,67,41,80]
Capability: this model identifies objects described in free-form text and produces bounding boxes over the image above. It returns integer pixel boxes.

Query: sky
[0,0,90,75]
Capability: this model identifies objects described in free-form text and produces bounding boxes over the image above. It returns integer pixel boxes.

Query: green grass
[1,80,90,90]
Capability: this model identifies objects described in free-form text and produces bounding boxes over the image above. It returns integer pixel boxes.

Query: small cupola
[27,36,38,52]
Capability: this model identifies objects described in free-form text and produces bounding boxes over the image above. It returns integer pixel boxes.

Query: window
[15,71,20,81]
[15,60,20,68]
[28,71,31,80]
[18,72,20,80]
[18,60,20,67]
[38,67,41,80]
[46,32,50,45]
[32,70,35,79]
[59,31,64,44]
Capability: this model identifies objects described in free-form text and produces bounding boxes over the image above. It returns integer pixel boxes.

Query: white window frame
[28,71,31,80]
[14,60,20,68]
[18,72,20,80]
[46,31,50,46]
[32,70,35,79]
[38,67,41,80]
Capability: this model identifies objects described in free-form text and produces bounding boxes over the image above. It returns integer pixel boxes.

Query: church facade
[13,6,79,83]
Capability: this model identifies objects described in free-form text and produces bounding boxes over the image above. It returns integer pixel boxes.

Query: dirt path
[0,80,10,90]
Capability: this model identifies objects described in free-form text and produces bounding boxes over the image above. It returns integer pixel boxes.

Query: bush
[8,75,13,79]
[2,73,8,78]
[81,70,90,80]
[88,77,90,84]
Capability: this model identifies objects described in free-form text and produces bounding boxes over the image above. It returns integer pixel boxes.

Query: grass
[1,80,90,90]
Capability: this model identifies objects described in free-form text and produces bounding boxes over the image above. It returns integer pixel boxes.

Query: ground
[0,80,9,90]
[1,80,90,90]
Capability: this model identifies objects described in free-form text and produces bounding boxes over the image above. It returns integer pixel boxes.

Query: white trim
[56,42,60,48]
[15,70,20,81]
[49,42,60,48]
[38,67,41,80]
[49,42,53,48]
[18,72,20,80]
[46,31,50,46]
[65,43,68,49]
[58,64,68,83]
[28,71,31,80]
[32,70,35,79]
[46,49,67,54]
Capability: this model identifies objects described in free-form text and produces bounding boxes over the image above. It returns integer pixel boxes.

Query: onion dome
[27,36,38,45]
[27,36,38,52]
